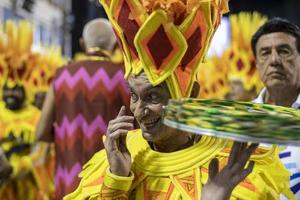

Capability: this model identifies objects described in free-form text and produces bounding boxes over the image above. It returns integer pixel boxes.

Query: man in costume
[252,17,300,199]
[36,18,130,199]
[0,20,55,199]
[64,0,293,199]
[224,12,265,101]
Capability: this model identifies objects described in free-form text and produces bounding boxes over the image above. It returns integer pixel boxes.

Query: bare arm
[35,85,55,142]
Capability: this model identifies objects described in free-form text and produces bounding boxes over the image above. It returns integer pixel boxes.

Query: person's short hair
[251,17,300,57]
[82,18,117,51]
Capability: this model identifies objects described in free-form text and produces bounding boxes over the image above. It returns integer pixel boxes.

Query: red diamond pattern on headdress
[0,64,3,76]
[115,0,141,60]
[173,9,209,97]
[248,60,256,76]
[134,10,187,85]
[181,27,202,70]
[147,25,173,70]
[17,64,27,80]
[141,23,182,75]
[113,28,125,54]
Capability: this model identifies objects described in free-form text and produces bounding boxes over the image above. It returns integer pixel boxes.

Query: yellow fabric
[64,129,291,200]
[0,101,40,143]
[104,168,135,191]
[0,101,54,200]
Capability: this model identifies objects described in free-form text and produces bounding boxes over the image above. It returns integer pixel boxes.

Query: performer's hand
[0,147,12,185]
[105,106,134,177]
[201,142,258,200]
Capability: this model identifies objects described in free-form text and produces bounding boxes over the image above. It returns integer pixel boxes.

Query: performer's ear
[79,37,86,52]
[190,81,200,98]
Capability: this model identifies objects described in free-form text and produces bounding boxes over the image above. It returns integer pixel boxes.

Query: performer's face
[255,32,300,91]
[128,72,172,142]
[2,84,26,110]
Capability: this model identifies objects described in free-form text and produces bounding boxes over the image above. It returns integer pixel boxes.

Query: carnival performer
[252,17,300,200]
[0,20,55,199]
[36,18,130,199]
[64,0,292,199]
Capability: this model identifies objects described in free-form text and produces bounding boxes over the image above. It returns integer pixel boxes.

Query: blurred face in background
[2,84,26,110]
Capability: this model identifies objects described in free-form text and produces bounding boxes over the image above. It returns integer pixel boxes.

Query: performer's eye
[147,92,161,103]
[130,92,138,103]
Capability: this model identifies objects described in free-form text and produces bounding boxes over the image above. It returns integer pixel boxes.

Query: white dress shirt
[253,88,300,200]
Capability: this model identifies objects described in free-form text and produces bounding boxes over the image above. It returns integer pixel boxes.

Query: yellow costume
[0,101,43,199]
[0,20,58,200]
[65,129,291,200]
[65,0,293,199]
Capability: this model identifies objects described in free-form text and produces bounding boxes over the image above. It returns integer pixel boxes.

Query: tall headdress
[0,20,36,89]
[27,46,67,95]
[223,12,266,93]
[100,0,229,98]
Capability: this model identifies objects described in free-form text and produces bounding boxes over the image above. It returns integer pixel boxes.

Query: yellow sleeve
[99,169,134,199]
[64,149,134,200]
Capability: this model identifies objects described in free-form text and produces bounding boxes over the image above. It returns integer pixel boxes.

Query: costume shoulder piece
[63,150,108,200]
[100,0,229,98]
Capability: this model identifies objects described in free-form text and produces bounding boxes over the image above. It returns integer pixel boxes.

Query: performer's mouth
[142,117,161,130]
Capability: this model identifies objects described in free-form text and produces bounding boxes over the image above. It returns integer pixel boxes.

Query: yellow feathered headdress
[99,0,229,98]
[27,46,67,95]
[0,20,36,89]
[0,20,67,102]
[197,55,229,99]
[224,12,267,93]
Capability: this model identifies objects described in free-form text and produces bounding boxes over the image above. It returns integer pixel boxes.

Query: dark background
[71,0,300,55]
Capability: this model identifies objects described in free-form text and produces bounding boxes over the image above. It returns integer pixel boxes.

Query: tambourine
[163,99,300,146]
